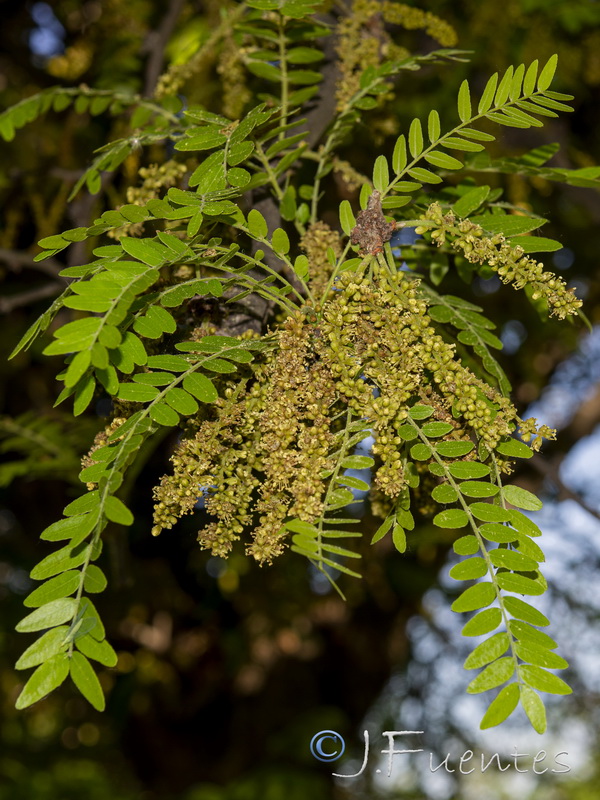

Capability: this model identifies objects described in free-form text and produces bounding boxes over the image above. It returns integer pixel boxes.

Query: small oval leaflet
[16,598,77,633]
[15,626,69,671]
[410,443,432,461]
[504,596,549,627]
[466,656,515,694]
[459,480,498,498]
[489,548,539,572]
[434,508,469,529]
[496,573,545,596]
[449,557,488,581]
[451,581,496,613]
[464,632,510,669]
[453,535,479,555]
[436,441,474,457]
[480,684,520,729]
[24,571,80,608]
[509,619,557,649]
[502,484,543,511]
[432,483,458,504]
[70,651,106,711]
[520,685,547,734]
[15,653,70,710]
[469,502,512,523]
[448,461,491,480]
[462,608,502,637]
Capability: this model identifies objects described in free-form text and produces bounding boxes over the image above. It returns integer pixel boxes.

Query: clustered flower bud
[108,161,187,239]
[299,221,343,297]
[335,1,456,111]
[418,202,582,320]
[148,243,558,565]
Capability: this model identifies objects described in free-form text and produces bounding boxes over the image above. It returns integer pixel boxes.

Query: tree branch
[0,282,63,314]
[143,0,187,97]
[0,248,65,279]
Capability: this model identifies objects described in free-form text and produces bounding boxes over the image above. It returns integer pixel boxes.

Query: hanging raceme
[3,0,594,732]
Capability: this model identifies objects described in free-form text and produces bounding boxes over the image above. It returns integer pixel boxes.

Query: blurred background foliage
[1,1,599,798]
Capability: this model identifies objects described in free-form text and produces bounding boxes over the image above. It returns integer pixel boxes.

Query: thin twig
[0,248,65,278]
[143,0,186,97]
[0,282,62,313]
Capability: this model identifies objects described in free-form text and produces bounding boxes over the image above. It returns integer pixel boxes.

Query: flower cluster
[299,221,343,298]
[320,261,518,494]
[108,161,187,239]
[151,246,558,563]
[217,35,251,119]
[152,313,339,564]
[418,202,582,319]
[335,1,457,110]
[335,0,386,111]
[332,157,370,194]
[381,2,457,48]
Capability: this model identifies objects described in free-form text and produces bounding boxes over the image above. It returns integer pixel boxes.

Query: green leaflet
[453,535,479,555]
[339,201,356,237]
[371,515,393,544]
[467,656,515,694]
[70,652,106,711]
[502,484,543,511]
[15,627,70,670]
[84,565,108,593]
[464,632,510,669]
[480,684,520,729]
[496,573,545,596]
[515,643,568,670]
[104,496,134,526]
[40,513,98,542]
[489,547,539,571]
[15,653,70,710]
[435,441,474,457]
[434,509,469,529]
[520,665,571,696]
[30,540,93,580]
[16,599,78,633]
[504,597,549,627]
[449,557,488,580]
[509,620,557,649]
[75,635,118,667]
[462,608,502,637]
[373,155,390,192]
[23,571,81,608]
[453,186,491,217]
[451,582,496,613]
[448,462,491,479]
[520,685,547,733]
